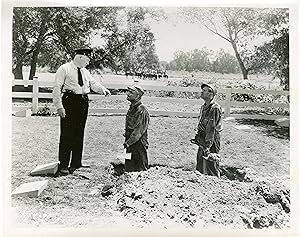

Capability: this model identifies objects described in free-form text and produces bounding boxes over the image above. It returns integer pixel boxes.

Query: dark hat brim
[127,86,135,91]
[74,48,93,56]
[127,86,144,95]
[201,83,217,95]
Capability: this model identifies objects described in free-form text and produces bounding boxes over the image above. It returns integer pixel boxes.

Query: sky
[149,14,234,62]
[91,7,235,62]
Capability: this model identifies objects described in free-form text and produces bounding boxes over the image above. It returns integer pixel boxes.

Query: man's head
[73,48,92,68]
[126,85,145,102]
[200,83,216,101]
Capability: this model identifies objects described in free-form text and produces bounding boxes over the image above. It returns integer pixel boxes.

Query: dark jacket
[124,100,150,150]
[196,101,222,150]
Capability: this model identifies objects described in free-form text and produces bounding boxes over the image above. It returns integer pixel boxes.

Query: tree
[190,48,212,72]
[248,28,289,90]
[212,49,240,74]
[245,9,289,90]
[167,51,190,71]
[180,7,266,79]
[96,7,161,74]
[166,48,212,72]
[13,6,164,79]
[12,7,120,79]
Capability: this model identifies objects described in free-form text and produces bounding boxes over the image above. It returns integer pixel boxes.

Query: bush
[160,77,289,116]
[34,104,56,116]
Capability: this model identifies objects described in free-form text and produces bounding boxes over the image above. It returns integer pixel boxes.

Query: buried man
[191,83,223,177]
[123,85,150,172]
[52,48,111,175]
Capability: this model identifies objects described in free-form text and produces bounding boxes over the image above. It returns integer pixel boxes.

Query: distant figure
[191,83,223,177]
[52,48,111,175]
[123,85,150,172]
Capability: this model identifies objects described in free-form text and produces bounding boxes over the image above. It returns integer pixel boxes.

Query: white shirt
[52,61,107,109]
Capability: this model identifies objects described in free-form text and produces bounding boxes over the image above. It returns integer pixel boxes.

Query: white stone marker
[30,161,59,176]
[234,125,251,130]
[274,118,289,127]
[15,109,32,117]
[223,117,235,121]
[11,180,48,198]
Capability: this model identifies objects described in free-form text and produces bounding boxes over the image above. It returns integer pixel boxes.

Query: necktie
[77,67,83,86]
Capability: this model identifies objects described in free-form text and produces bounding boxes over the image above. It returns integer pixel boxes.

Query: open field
[10,113,290,229]
[22,69,281,90]
[9,68,291,230]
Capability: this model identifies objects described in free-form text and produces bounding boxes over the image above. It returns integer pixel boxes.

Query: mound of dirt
[11,165,290,229]
[103,166,290,229]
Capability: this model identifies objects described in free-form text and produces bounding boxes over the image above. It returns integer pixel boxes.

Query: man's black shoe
[59,168,69,175]
[68,167,77,174]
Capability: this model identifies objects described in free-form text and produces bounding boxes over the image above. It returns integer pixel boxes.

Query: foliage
[179,7,263,79]
[212,49,240,74]
[97,7,161,74]
[34,104,56,116]
[247,28,289,90]
[167,48,212,72]
[163,76,288,115]
[13,7,99,79]
[242,8,289,90]
[166,48,240,74]
[12,7,162,76]
[179,7,289,81]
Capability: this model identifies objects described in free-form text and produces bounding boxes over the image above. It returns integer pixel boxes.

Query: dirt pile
[105,165,290,229]
[11,165,290,229]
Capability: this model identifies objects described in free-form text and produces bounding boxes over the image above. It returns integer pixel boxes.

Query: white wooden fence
[12,77,289,120]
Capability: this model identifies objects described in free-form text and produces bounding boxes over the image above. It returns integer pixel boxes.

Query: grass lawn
[11,115,289,189]
[10,113,290,228]
[9,69,291,229]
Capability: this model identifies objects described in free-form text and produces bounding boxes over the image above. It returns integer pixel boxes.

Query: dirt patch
[11,165,290,229]
[10,115,290,229]
[109,166,290,229]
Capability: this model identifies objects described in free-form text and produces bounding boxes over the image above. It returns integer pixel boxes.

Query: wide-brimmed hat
[127,85,145,96]
[201,83,217,95]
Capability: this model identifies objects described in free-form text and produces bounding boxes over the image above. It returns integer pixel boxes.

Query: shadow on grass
[235,119,289,140]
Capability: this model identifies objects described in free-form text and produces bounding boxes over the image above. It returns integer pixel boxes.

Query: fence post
[224,87,232,118]
[32,76,39,114]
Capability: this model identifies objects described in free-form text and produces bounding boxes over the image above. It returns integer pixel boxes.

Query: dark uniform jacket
[196,101,223,151]
[124,100,150,150]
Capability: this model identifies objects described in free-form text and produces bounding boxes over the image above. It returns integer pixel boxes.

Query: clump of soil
[106,166,290,229]
[12,165,290,229]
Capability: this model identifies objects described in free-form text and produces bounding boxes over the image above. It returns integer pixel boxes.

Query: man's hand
[104,88,111,96]
[57,108,66,118]
[203,147,210,157]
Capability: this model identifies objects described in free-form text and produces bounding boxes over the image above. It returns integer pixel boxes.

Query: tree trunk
[13,61,23,79]
[28,9,49,80]
[29,50,39,80]
[231,42,248,79]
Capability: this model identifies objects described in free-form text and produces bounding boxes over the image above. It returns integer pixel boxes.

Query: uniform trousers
[196,132,221,177]
[59,93,89,169]
[125,141,148,172]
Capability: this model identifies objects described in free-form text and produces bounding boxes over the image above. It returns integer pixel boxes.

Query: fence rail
[12,77,289,120]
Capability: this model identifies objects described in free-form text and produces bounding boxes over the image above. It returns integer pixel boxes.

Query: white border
[1,1,299,237]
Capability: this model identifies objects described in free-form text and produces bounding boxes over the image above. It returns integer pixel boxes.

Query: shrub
[164,77,289,115]
[34,104,56,116]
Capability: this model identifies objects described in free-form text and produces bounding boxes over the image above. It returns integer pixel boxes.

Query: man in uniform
[191,83,223,177]
[52,48,111,175]
[123,85,150,172]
